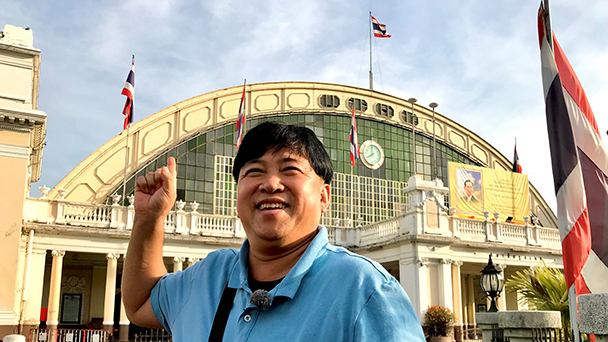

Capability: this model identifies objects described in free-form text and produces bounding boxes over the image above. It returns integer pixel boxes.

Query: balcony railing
[24,196,560,250]
[330,211,561,249]
[24,197,246,239]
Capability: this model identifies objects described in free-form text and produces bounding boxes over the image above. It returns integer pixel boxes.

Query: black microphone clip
[250,289,271,310]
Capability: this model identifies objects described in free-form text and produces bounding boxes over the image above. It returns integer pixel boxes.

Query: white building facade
[2,24,562,341]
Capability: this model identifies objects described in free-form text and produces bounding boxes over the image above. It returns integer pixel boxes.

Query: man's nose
[260,173,284,193]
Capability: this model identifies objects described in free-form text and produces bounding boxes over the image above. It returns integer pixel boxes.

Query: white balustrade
[22,197,564,250]
[500,223,526,243]
[536,227,561,248]
[164,213,176,233]
[455,217,486,242]
[327,227,336,243]
[63,203,112,227]
[359,217,400,245]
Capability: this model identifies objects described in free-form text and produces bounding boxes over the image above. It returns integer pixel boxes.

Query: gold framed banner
[448,162,529,224]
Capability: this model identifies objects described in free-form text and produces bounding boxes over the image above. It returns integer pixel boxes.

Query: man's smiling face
[236,148,330,249]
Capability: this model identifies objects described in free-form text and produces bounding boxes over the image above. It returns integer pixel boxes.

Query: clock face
[360,140,384,169]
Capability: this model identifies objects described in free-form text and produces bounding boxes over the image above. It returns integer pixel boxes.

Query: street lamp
[480,254,504,312]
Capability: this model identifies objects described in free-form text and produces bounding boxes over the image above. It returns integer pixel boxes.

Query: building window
[319,95,340,108]
[401,110,419,126]
[375,103,394,118]
[111,113,478,220]
[347,98,368,112]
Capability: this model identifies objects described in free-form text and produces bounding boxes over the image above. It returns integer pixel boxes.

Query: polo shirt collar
[227,226,329,301]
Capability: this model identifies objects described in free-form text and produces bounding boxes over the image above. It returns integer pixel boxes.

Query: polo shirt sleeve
[353,278,426,342]
[150,269,194,335]
[149,249,239,335]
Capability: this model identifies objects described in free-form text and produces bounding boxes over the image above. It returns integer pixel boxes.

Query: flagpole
[350,164,354,224]
[543,2,579,340]
[121,55,134,204]
[543,0,553,49]
[369,12,373,90]
[407,98,417,177]
[430,102,438,180]
[122,125,130,204]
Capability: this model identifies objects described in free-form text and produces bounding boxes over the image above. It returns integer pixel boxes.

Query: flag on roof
[538,3,608,296]
[121,56,135,130]
[235,80,246,151]
[350,106,360,166]
[371,15,391,38]
[512,142,522,173]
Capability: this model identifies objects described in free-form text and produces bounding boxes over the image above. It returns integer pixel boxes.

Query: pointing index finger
[167,156,177,176]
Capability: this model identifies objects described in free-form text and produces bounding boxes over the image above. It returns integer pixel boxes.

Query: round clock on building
[360,140,385,169]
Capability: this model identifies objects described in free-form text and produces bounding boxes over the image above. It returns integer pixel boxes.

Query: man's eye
[283,166,301,173]
[244,168,263,175]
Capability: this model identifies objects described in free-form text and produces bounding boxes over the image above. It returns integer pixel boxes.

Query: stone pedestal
[477,311,561,342]
[500,311,561,342]
[476,312,498,342]
[578,293,608,342]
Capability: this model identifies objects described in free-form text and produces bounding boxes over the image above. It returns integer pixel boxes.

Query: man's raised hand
[134,157,177,220]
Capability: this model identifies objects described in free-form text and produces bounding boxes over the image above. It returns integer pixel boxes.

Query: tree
[505,260,569,331]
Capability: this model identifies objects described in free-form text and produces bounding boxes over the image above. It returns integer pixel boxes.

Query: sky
[2,0,607,214]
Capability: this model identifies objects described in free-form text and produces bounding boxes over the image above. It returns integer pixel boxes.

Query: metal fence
[490,324,508,342]
[134,329,172,342]
[463,326,483,340]
[531,328,592,342]
[28,329,110,342]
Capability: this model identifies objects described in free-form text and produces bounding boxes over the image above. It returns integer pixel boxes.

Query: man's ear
[320,183,331,213]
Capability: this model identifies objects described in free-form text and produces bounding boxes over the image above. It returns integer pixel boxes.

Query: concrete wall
[0,131,30,327]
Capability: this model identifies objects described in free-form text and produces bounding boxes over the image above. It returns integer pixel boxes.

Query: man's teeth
[259,203,286,210]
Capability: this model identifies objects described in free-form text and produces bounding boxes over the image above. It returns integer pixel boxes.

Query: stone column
[466,275,476,332]
[46,250,65,330]
[497,264,507,311]
[475,312,497,342]
[103,253,119,333]
[186,258,198,268]
[579,293,608,342]
[438,259,453,309]
[399,257,429,323]
[21,249,47,333]
[118,297,130,342]
[451,260,464,342]
[173,257,185,273]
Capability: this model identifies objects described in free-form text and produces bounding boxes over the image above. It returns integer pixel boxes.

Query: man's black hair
[232,121,333,184]
[464,179,473,187]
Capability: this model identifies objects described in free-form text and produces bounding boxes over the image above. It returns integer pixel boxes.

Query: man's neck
[248,228,318,282]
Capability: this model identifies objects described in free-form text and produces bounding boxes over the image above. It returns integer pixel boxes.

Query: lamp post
[429,102,438,180]
[480,254,504,312]
[407,98,417,177]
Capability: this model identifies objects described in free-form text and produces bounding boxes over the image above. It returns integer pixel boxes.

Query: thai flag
[538,3,608,296]
[350,106,360,166]
[512,143,522,173]
[121,57,135,130]
[371,16,391,38]
[235,81,246,151]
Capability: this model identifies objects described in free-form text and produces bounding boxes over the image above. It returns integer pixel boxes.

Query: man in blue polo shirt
[122,122,425,341]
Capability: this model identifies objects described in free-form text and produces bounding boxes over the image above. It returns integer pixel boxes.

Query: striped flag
[371,16,391,38]
[512,143,522,173]
[235,80,246,151]
[538,3,608,297]
[349,106,360,166]
[121,56,135,130]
